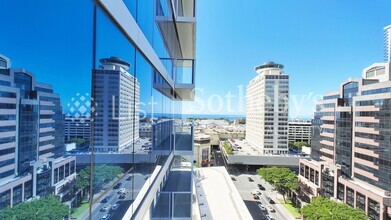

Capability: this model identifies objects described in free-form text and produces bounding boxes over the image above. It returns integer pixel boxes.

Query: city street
[232,173,296,220]
[211,149,226,167]
[78,172,148,220]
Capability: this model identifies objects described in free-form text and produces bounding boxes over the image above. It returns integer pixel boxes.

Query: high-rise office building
[246,62,289,154]
[385,25,391,62]
[0,55,76,208]
[297,62,391,220]
[0,54,10,69]
[92,56,140,152]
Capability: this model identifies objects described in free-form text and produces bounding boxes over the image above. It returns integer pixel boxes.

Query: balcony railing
[174,0,195,18]
[152,192,192,219]
[174,124,194,153]
[174,59,195,85]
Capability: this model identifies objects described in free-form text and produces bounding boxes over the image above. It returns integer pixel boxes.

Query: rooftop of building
[66,137,152,155]
[288,120,312,125]
[194,133,211,140]
[254,61,284,72]
[99,56,131,70]
[194,167,252,220]
[225,139,307,157]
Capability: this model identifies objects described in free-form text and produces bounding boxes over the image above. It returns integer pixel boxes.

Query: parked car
[231,176,237,181]
[258,203,266,211]
[112,202,120,210]
[126,175,132,181]
[119,193,126,199]
[101,194,113,203]
[113,182,122,189]
[257,184,265,190]
[248,177,254,182]
[253,194,259,200]
[266,197,275,204]
[100,204,111,212]
[266,214,275,220]
[101,214,111,220]
[118,188,126,194]
[267,205,275,212]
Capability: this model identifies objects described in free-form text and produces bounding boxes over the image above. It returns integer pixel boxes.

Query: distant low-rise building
[64,116,91,142]
[139,123,151,138]
[194,134,211,167]
[288,119,311,143]
[195,125,245,147]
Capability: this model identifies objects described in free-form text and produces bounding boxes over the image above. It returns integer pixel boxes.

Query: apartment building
[246,62,289,154]
[297,62,391,220]
[0,54,76,208]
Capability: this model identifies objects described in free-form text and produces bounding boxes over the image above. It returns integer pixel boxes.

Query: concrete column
[21,182,25,202]
[10,187,13,208]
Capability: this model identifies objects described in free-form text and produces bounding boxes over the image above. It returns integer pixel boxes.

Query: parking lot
[232,173,295,220]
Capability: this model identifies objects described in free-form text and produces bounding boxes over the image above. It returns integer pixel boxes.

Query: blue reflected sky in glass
[0,0,93,109]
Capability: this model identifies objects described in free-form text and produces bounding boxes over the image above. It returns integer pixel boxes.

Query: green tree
[301,196,367,220]
[76,167,90,193]
[223,141,232,154]
[76,165,123,191]
[257,166,298,202]
[289,141,309,151]
[0,195,69,220]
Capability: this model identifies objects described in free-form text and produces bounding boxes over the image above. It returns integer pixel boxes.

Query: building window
[368,198,380,220]
[300,163,304,176]
[356,192,365,211]
[12,185,23,206]
[309,168,315,183]
[0,190,11,209]
[337,183,344,201]
[346,187,354,207]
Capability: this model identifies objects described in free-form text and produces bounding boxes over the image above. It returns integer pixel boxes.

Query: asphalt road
[232,173,295,220]
[212,149,226,167]
[78,172,147,220]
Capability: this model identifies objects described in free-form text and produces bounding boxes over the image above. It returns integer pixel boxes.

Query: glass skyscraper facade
[0,56,76,209]
[2,0,196,219]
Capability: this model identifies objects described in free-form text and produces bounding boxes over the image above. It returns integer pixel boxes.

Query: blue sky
[1,0,391,118]
[183,0,391,118]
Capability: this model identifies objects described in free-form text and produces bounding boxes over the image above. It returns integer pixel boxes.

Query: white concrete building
[385,25,391,62]
[92,56,140,152]
[246,62,289,154]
